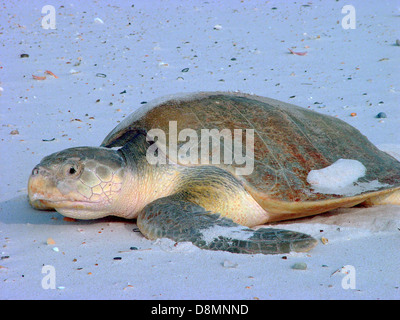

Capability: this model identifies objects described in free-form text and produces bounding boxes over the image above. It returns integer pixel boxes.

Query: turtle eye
[63,162,82,177]
[32,167,39,176]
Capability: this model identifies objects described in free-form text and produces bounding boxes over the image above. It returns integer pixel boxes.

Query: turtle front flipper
[137,197,317,254]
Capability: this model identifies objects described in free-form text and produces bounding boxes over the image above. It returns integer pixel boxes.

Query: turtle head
[28,147,126,219]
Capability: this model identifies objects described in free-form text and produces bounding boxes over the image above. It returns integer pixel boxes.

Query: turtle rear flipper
[137,197,317,254]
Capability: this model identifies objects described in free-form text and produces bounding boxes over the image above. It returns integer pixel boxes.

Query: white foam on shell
[307,159,389,196]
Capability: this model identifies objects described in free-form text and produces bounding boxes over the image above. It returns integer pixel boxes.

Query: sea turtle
[28,92,400,254]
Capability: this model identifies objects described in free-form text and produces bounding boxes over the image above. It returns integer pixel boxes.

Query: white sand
[1,0,399,300]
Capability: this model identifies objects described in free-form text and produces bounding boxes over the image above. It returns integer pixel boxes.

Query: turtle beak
[28,166,56,210]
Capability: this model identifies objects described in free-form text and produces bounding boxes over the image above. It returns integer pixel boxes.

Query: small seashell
[32,75,46,80]
[123,285,134,290]
[291,262,307,270]
[45,70,58,78]
[288,48,307,56]
[213,24,222,30]
[222,260,238,268]
[46,238,56,245]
